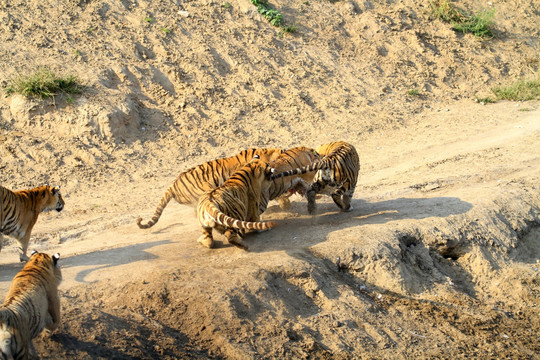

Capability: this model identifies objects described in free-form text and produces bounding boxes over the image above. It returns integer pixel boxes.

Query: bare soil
[0,0,539,359]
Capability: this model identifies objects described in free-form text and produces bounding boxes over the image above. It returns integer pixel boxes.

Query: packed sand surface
[0,0,539,358]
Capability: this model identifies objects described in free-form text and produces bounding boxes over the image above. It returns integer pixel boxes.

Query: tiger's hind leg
[197,226,215,249]
[225,230,248,250]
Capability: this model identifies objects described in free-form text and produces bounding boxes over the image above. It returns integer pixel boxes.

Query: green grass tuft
[474,96,495,105]
[250,0,299,34]
[4,67,82,99]
[250,0,282,27]
[492,77,540,101]
[430,0,495,38]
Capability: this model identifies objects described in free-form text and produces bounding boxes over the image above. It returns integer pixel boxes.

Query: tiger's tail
[270,157,332,180]
[207,202,277,231]
[137,187,175,229]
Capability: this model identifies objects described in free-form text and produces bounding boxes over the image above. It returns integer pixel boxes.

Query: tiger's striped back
[0,185,65,262]
[271,141,360,213]
[0,252,62,360]
[137,148,283,229]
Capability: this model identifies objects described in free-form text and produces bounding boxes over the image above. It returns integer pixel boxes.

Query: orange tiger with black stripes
[0,185,65,262]
[0,251,62,360]
[196,157,277,250]
[137,148,284,229]
[271,141,360,214]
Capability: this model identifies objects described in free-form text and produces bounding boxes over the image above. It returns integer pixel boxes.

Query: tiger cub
[271,141,360,214]
[262,146,321,213]
[0,185,65,262]
[0,251,62,360]
[196,159,277,250]
[137,148,283,229]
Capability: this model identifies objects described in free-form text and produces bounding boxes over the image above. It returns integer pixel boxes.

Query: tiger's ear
[52,186,60,195]
[254,154,260,159]
[266,167,275,180]
[31,250,38,256]
[53,253,60,265]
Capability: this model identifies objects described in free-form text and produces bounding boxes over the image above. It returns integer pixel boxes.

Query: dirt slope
[0,0,539,358]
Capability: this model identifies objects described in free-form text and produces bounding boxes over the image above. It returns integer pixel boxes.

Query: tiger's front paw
[197,235,215,249]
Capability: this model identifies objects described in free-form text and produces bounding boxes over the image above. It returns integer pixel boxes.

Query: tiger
[136,148,284,229]
[0,185,65,262]
[261,146,321,213]
[271,141,360,214]
[196,158,277,250]
[0,251,62,360]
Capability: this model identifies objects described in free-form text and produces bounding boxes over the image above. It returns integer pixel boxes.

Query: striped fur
[137,148,283,229]
[0,185,65,262]
[196,159,277,250]
[262,146,321,213]
[0,251,62,360]
[271,141,360,214]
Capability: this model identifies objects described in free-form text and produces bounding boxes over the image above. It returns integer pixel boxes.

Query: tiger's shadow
[59,240,171,283]
[247,196,473,253]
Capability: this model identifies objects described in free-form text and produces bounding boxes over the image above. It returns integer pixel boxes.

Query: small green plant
[66,95,75,104]
[4,67,82,99]
[250,0,282,27]
[280,24,297,34]
[72,49,81,57]
[161,27,171,34]
[452,9,495,38]
[222,2,232,8]
[492,77,540,101]
[430,0,495,38]
[407,89,420,96]
[144,16,155,23]
[518,107,531,112]
[474,96,495,105]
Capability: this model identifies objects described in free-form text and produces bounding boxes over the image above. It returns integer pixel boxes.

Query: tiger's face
[43,185,65,213]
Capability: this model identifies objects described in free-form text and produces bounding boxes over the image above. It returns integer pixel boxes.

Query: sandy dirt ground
[0,0,539,359]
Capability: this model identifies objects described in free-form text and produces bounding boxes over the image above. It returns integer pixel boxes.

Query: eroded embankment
[33,183,540,359]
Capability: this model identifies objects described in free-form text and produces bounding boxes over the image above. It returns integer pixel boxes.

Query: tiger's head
[245,158,275,181]
[29,251,62,283]
[40,185,65,213]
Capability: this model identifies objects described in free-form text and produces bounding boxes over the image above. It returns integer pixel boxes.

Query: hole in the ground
[398,234,420,250]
